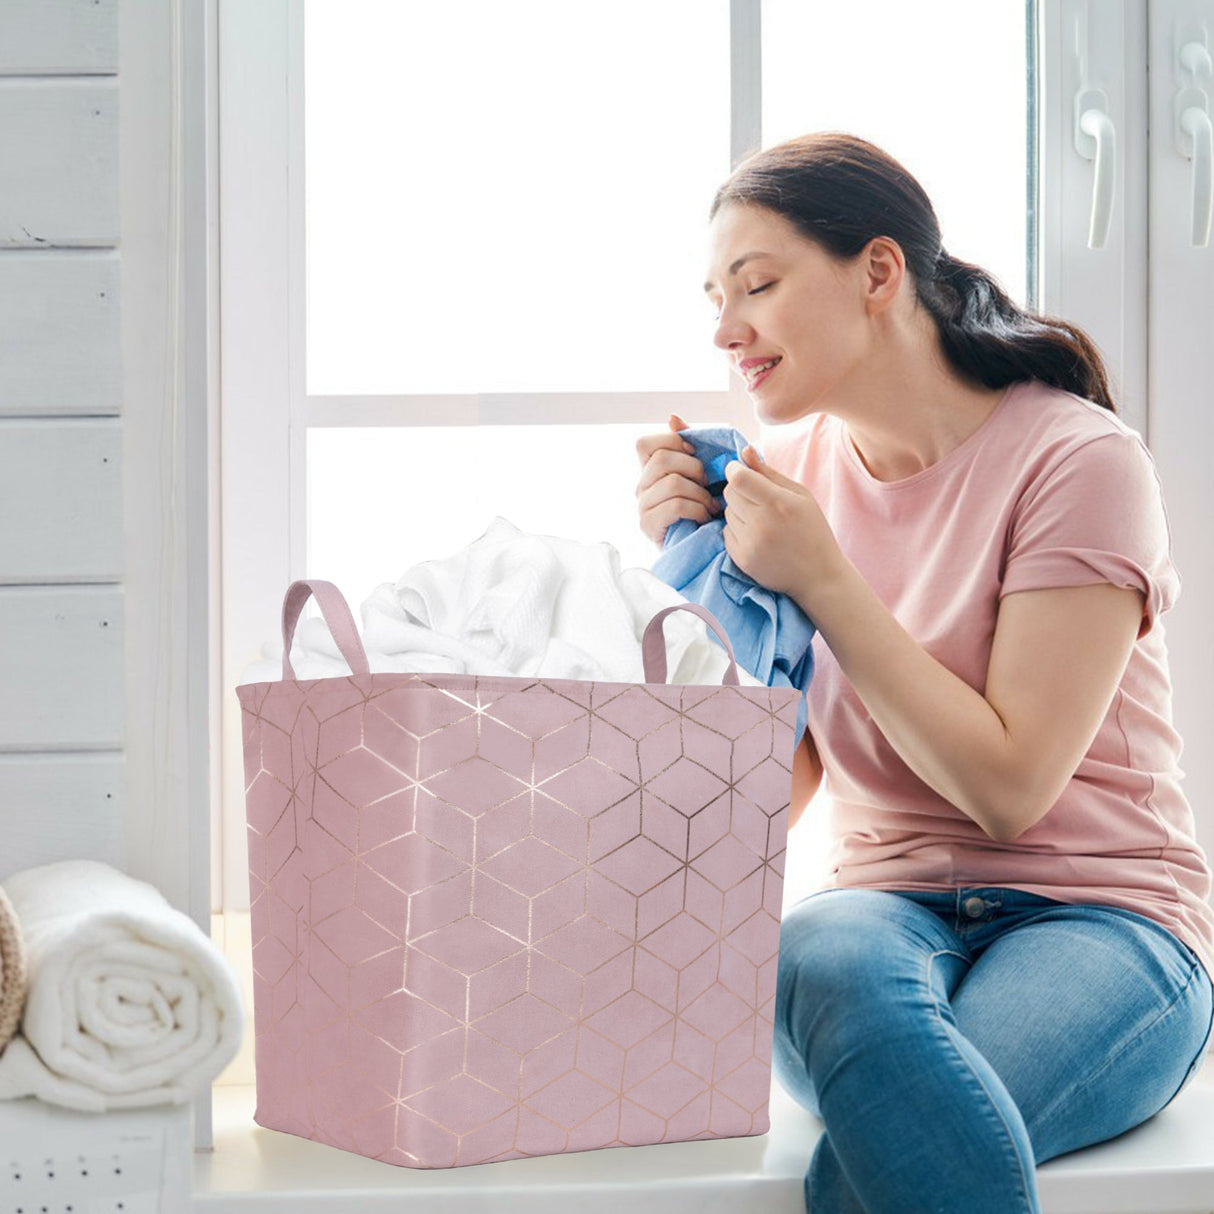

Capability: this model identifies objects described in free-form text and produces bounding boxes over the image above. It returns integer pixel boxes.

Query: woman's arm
[789,729,823,831]
[796,561,1143,842]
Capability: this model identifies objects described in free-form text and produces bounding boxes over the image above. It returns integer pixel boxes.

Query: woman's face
[703,203,872,424]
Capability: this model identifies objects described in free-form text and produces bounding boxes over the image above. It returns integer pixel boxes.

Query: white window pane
[305,0,732,396]
[762,0,1031,308]
[307,425,662,614]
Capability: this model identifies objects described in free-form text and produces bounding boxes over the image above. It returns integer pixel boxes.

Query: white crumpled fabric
[238,516,761,689]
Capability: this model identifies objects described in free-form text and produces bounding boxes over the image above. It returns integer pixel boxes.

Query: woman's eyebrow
[703,251,777,294]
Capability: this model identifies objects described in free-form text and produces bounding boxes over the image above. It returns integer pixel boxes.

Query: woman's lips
[749,361,779,390]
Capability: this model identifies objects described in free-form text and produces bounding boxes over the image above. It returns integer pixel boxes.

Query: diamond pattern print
[237,667,799,1169]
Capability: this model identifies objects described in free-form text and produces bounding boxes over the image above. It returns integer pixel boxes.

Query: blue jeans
[773,886,1214,1213]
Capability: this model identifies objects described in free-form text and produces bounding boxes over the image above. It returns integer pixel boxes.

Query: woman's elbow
[982,780,1062,843]
[789,731,824,830]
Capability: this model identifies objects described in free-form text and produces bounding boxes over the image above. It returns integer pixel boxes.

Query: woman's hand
[635,412,724,548]
[722,445,844,605]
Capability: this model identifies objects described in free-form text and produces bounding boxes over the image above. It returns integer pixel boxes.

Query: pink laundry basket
[236,578,800,1169]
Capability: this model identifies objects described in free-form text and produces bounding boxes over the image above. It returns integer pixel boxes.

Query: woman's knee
[948,906,1214,1160]
[780,891,882,998]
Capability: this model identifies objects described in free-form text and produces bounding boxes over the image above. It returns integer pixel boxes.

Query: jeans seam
[1168,969,1214,1100]
[925,948,1036,1214]
[1034,956,1204,1133]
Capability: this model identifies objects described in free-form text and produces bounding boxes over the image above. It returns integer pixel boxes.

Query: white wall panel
[0,253,120,414]
[0,81,118,246]
[0,419,122,578]
[0,586,123,748]
[0,0,118,75]
[0,0,201,1170]
[0,754,124,881]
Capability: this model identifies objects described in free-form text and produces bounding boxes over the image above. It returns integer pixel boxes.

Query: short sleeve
[1000,432,1180,639]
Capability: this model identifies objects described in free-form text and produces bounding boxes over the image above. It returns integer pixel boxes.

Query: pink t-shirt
[763,377,1214,984]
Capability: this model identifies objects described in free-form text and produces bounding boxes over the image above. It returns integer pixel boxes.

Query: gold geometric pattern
[237,670,799,1169]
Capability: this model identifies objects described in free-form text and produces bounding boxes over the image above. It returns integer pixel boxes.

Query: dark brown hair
[710,132,1116,413]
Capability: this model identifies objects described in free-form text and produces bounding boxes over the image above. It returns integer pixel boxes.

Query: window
[295,0,1033,914]
[218,1,1214,1024]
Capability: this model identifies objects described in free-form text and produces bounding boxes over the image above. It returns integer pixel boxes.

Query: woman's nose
[713,312,751,351]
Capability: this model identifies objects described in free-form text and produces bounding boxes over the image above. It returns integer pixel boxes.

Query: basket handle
[281,583,738,687]
[281,580,370,680]
[642,603,741,686]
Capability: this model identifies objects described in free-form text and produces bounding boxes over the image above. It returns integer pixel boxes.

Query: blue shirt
[649,425,816,747]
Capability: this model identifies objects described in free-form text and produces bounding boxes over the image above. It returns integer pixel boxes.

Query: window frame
[216,0,1193,929]
[205,0,1214,1168]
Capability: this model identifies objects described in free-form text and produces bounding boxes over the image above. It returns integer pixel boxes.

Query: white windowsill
[205,821,1214,1212]
[194,1066,1214,1214]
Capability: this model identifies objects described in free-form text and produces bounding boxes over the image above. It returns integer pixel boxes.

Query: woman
[634,132,1214,1213]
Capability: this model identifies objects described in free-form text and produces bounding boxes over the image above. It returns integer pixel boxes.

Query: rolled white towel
[0,860,242,1111]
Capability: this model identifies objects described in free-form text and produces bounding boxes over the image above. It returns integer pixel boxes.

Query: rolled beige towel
[0,884,28,1052]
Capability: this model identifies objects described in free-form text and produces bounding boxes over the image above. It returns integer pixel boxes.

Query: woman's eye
[712,283,773,320]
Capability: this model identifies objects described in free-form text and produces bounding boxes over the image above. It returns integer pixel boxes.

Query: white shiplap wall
[0,0,212,1177]
[0,0,212,915]
[0,3,127,880]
